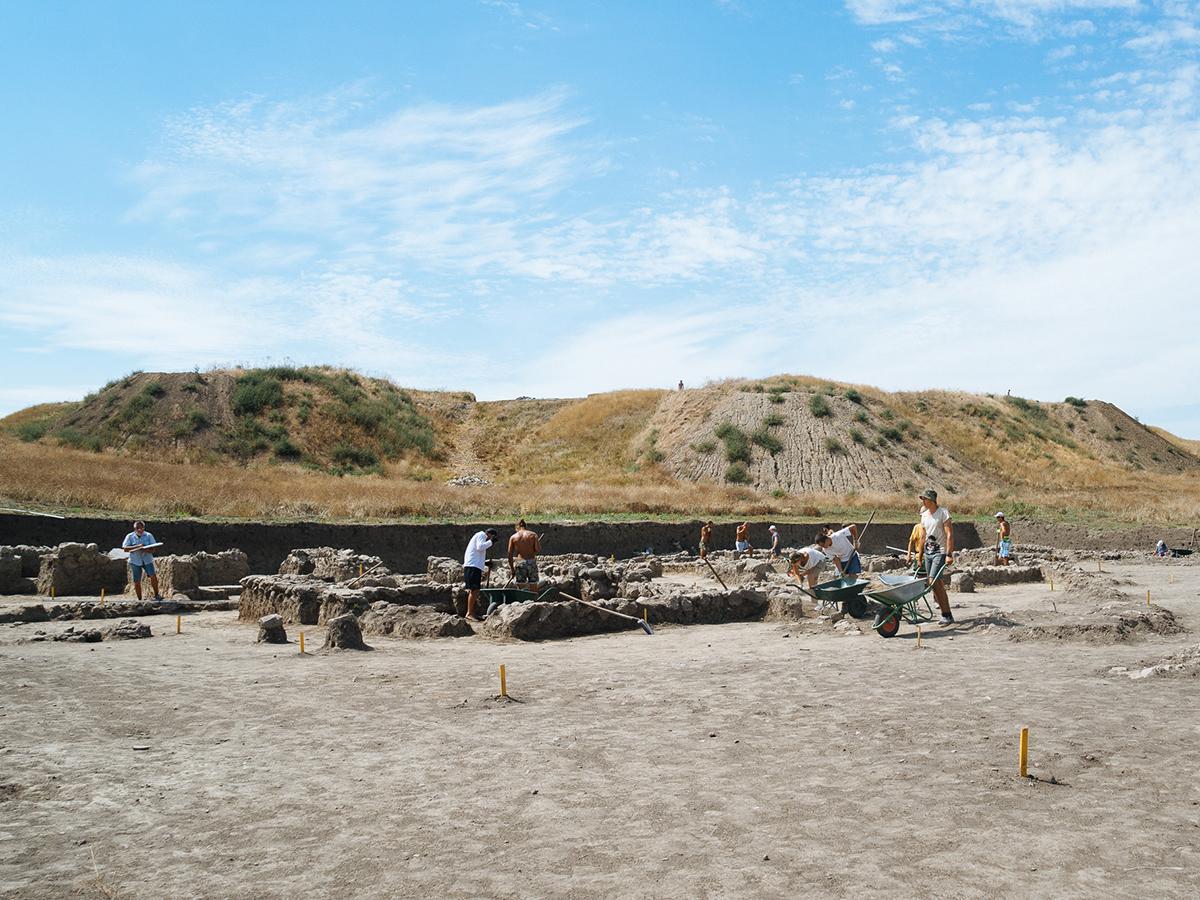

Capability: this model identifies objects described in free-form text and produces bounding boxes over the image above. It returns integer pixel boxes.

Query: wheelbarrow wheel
[874,609,902,638]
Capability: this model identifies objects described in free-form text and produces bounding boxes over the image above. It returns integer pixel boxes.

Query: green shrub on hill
[715,423,752,464]
[232,373,284,415]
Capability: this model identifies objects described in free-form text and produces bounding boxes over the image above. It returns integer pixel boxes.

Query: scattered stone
[279,548,386,582]
[358,603,474,638]
[321,613,371,651]
[104,619,152,640]
[950,572,976,593]
[446,474,492,487]
[256,614,288,644]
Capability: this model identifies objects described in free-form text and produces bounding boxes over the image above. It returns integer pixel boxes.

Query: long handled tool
[560,591,653,635]
[702,555,730,590]
[344,561,385,587]
[855,510,876,551]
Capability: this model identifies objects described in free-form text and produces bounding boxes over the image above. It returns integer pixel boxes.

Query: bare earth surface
[2,561,1199,898]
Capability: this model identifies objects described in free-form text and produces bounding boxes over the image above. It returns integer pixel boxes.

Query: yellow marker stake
[643,608,649,624]
[1019,727,1029,778]
[100,588,106,606]
[299,632,305,654]
[916,626,922,649]
[51,586,56,599]
[1146,589,1151,607]
[359,563,363,577]
[499,664,508,698]
[176,615,181,634]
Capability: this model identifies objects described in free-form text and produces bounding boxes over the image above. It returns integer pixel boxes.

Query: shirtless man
[994,512,1012,565]
[699,521,713,559]
[508,519,541,588]
[735,522,753,557]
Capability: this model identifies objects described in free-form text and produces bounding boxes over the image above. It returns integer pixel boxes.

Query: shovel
[560,592,653,635]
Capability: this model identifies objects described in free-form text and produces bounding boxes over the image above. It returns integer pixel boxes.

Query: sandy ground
[1,561,1199,899]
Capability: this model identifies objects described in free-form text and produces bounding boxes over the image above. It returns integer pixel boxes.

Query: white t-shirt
[463,531,493,570]
[797,546,828,572]
[920,506,952,551]
[828,526,856,562]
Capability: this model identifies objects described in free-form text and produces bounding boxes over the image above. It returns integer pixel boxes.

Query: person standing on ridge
[699,521,713,558]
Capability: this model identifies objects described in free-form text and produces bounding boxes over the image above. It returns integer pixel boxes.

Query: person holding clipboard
[122,520,164,601]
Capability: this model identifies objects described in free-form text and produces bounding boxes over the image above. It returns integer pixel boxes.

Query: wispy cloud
[845,0,1140,31]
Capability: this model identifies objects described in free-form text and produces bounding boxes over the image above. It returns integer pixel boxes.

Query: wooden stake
[100,588,106,606]
[499,664,508,698]
[916,625,923,649]
[176,615,181,634]
[1048,574,1054,592]
[1019,727,1029,778]
[359,563,364,577]
[643,608,649,624]
[299,632,305,654]
[1146,589,1151,606]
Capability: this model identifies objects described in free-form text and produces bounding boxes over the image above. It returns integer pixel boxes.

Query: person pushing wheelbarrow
[917,489,955,625]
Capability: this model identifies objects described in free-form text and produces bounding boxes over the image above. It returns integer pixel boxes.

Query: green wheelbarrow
[863,560,949,638]
[811,576,873,619]
[482,585,559,617]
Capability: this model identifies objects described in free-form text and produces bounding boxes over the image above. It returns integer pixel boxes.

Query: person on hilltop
[699,521,713,559]
[918,489,955,625]
[735,522,754,557]
[508,519,541,589]
[995,512,1013,565]
[122,520,163,601]
[462,527,498,621]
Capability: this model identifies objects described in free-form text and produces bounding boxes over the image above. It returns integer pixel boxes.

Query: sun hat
[994,512,1005,518]
[918,489,938,502]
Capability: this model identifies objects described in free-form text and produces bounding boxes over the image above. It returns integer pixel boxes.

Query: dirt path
[446,402,494,481]
[1,562,1198,898]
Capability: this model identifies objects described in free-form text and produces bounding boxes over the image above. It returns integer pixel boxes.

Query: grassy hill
[1,369,1197,523]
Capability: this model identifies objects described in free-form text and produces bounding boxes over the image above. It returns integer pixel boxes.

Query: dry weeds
[3,434,1198,525]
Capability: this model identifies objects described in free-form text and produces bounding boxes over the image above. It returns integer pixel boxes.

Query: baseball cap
[994,512,1005,518]
[769,525,777,531]
[918,489,938,501]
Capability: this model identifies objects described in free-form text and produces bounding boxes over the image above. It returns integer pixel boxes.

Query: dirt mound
[1010,606,1183,644]
[1109,645,1200,679]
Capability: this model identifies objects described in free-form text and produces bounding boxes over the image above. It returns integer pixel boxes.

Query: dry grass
[1150,426,1200,456]
[0,434,776,520]
[4,433,1199,525]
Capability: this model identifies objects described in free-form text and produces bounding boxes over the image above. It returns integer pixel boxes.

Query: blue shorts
[736,541,750,552]
[842,551,862,575]
[130,561,156,582]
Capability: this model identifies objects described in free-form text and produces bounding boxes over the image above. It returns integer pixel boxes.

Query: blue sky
[3,1,1200,436]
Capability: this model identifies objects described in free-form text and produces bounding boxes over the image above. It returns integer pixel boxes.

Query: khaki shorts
[514,559,539,584]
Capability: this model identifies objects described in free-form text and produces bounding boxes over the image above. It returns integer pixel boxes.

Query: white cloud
[845,0,1140,30]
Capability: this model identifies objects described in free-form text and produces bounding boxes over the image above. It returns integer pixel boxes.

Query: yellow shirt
[907,523,925,559]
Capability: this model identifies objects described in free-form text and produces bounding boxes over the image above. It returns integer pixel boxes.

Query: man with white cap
[767,525,781,559]
[994,512,1013,565]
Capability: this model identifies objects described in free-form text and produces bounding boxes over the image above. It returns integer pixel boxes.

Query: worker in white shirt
[462,528,498,621]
